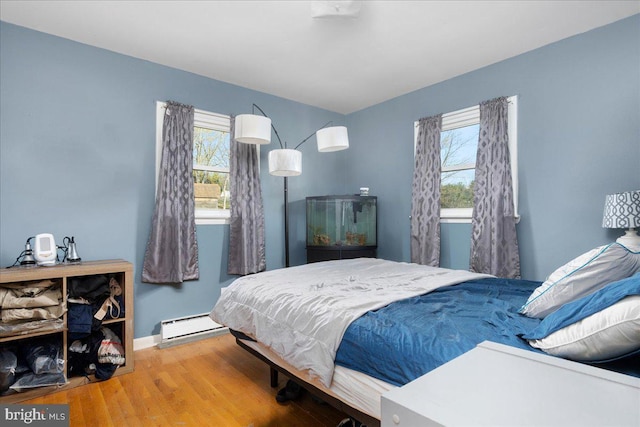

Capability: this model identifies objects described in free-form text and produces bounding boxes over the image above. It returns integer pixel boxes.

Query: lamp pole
[284,176,290,268]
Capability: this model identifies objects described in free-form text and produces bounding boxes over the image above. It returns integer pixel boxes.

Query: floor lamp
[234,104,349,267]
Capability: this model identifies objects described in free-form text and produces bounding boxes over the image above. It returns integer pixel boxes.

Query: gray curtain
[470,97,520,278]
[142,101,200,284]
[411,115,442,266]
[228,116,266,275]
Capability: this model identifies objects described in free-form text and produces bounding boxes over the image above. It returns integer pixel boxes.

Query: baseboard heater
[158,313,228,349]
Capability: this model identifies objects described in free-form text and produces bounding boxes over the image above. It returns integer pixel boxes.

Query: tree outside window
[440,124,478,210]
[193,126,230,212]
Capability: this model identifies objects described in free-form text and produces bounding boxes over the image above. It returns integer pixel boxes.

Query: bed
[210,250,640,426]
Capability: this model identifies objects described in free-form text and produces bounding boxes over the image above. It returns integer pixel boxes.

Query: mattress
[210,258,491,387]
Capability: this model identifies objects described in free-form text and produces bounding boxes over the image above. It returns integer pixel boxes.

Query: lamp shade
[602,190,640,229]
[316,126,349,152]
[235,114,271,144]
[269,149,302,176]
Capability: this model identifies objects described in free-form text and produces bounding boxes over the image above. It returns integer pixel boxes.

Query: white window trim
[155,101,231,225]
[413,96,519,224]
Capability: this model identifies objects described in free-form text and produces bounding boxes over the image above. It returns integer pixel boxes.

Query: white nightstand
[381,341,640,426]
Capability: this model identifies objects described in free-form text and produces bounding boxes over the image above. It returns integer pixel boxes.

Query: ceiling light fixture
[311,1,362,18]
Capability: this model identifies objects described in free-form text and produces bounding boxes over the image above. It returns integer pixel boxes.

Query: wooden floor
[23,333,350,426]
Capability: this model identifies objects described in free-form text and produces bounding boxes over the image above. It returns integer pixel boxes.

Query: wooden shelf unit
[0,259,134,403]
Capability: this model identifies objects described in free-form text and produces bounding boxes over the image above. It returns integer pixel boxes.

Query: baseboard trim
[133,334,161,351]
[158,327,229,349]
[133,328,230,351]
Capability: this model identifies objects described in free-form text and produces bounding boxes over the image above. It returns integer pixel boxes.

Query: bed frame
[215,257,640,427]
[234,337,380,427]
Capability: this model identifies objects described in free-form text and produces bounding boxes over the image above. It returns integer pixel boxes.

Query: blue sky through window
[441,124,478,187]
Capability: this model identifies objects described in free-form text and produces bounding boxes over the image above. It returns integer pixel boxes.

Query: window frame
[414,95,519,223]
[155,101,232,225]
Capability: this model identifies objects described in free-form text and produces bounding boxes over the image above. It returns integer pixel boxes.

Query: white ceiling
[1,1,638,114]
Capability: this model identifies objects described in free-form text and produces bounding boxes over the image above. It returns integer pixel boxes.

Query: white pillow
[527,295,640,361]
[520,243,640,318]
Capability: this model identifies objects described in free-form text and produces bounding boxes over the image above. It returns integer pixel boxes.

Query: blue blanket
[335,277,542,386]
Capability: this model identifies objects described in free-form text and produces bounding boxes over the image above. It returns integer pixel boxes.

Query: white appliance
[33,233,57,266]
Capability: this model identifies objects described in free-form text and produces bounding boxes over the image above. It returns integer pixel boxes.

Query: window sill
[441,217,472,224]
[440,215,521,225]
[195,209,230,225]
[196,218,230,225]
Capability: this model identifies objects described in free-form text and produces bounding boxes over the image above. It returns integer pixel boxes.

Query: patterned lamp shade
[602,190,640,229]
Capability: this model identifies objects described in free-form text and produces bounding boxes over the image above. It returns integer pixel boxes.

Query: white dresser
[381,341,640,426]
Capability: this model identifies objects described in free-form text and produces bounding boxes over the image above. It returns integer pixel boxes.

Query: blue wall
[1,15,638,338]
[343,14,640,279]
[0,21,345,338]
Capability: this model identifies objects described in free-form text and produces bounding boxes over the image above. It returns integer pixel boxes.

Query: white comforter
[210,258,491,387]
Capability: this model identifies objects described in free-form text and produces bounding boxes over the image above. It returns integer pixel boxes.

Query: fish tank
[306,195,377,249]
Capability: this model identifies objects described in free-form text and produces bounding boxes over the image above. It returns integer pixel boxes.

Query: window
[156,102,232,225]
[414,96,518,223]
